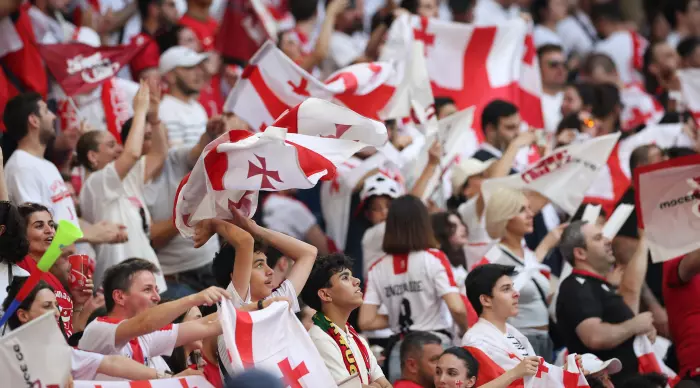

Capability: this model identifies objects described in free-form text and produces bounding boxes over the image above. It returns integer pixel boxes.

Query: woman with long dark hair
[0,201,30,312]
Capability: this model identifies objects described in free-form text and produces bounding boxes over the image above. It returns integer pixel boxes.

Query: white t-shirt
[595,30,646,85]
[78,317,178,380]
[541,91,564,135]
[262,194,317,241]
[158,95,208,149]
[533,25,564,50]
[325,31,368,75]
[217,279,300,378]
[144,148,219,275]
[364,249,458,333]
[5,150,79,226]
[473,0,519,25]
[71,348,104,380]
[79,159,166,291]
[457,196,497,269]
[98,0,142,45]
[0,263,30,319]
[361,222,385,278]
[309,324,385,384]
[556,12,596,57]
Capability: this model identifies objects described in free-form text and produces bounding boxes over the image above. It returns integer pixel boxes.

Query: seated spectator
[556,221,655,385]
[461,264,544,386]
[128,0,180,82]
[301,253,391,387]
[78,258,229,378]
[3,277,168,381]
[77,82,168,290]
[394,331,443,388]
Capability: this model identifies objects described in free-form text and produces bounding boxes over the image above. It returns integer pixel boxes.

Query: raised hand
[132,80,151,116]
[190,286,231,306]
[513,356,540,378]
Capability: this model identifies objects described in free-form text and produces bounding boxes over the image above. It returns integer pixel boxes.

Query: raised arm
[619,234,649,314]
[409,140,440,200]
[114,81,149,180]
[677,248,700,282]
[575,313,653,351]
[175,312,222,347]
[298,0,348,72]
[98,355,162,380]
[143,82,168,183]
[113,286,229,348]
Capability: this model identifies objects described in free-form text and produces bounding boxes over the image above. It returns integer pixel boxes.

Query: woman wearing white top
[76,81,168,291]
[484,187,565,362]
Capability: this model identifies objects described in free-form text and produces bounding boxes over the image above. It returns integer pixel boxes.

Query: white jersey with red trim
[364,248,459,333]
[78,317,179,380]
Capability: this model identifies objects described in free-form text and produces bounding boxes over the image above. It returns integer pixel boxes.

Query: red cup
[68,254,94,290]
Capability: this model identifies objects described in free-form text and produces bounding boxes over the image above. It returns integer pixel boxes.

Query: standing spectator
[561,82,596,117]
[326,0,369,74]
[2,93,127,248]
[538,44,567,135]
[556,221,656,386]
[158,46,209,148]
[663,247,700,383]
[448,0,475,23]
[77,82,168,290]
[301,253,391,387]
[400,0,439,18]
[643,40,681,109]
[556,0,597,58]
[531,0,567,49]
[96,0,139,45]
[473,0,519,25]
[435,97,458,120]
[678,36,700,68]
[664,0,700,48]
[144,117,227,300]
[128,0,181,82]
[395,331,443,388]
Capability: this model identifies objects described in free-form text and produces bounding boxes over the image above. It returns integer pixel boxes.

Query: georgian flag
[634,154,700,263]
[216,0,277,63]
[481,133,621,215]
[223,40,398,131]
[219,300,337,387]
[75,376,214,387]
[463,318,589,387]
[174,98,387,237]
[381,15,545,141]
[584,124,696,215]
[620,83,664,132]
[633,336,679,386]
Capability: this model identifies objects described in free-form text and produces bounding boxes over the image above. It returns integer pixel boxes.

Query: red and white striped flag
[482,133,620,215]
[678,69,700,124]
[463,318,589,387]
[219,299,337,387]
[216,0,277,63]
[620,83,664,132]
[174,98,387,237]
[75,376,214,387]
[382,15,544,141]
[223,41,398,131]
[633,336,679,386]
[634,154,700,263]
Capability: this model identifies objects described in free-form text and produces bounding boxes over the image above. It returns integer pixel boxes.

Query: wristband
[257,299,264,310]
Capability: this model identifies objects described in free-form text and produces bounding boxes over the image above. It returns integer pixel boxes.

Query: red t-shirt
[663,256,700,378]
[18,256,74,337]
[394,380,425,388]
[179,14,218,52]
[128,33,161,81]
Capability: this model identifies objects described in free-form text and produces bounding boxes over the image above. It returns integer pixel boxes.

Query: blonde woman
[484,187,566,362]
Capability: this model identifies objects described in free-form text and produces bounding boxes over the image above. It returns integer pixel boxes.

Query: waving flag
[634,154,700,263]
[216,0,277,63]
[219,300,337,387]
[224,41,398,131]
[174,98,387,237]
[620,83,664,132]
[382,15,544,141]
[0,312,72,388]
[481,133,620,215]
[75,376,214,387]
[38,41,147,96]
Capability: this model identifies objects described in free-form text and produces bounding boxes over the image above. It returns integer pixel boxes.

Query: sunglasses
[547,60,566,69]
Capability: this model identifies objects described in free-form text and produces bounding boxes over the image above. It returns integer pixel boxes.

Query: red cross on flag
[634,154,700,263]
[481,133,621,215]
[620,83,664,132]
[223,41,397,132]
[74,376,214,387]
[381,15,544,141]
[216,0,277,63]
[174,98,387,237]
[219,299,337,387]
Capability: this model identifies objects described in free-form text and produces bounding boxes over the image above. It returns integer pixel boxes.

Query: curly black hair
[299,253,354,311]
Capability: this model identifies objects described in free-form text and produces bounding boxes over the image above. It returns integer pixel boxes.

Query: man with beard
[394,331,443,388]
[158,46,209,148]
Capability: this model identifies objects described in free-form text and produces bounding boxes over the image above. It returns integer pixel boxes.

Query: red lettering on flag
[278,358,310,388]
[248,155,283,189]
[288,78,311,96]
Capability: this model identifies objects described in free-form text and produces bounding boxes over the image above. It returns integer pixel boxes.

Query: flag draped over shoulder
[0,312,72,388]
[174,98,387,238]
[219,299,338,387]
[481,133,620,214]
[223,41,398,130]
[74,376,215,387]
[634,154,700,263]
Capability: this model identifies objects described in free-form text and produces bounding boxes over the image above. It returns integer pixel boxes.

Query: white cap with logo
[581,354,622,375]
[158,46,209,74]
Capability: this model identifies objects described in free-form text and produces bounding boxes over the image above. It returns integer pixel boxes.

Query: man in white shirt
[78,258,229,379]
[325,1,369,75]
[665,0,700,48]
[158,46,209,148]
[301,254,391,387]
[2,93,127,246]
[556,0,597,57]
[473,0,519,25]
[538,44,566,134]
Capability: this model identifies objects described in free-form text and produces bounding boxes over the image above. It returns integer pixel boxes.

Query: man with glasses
[538,44,568,134]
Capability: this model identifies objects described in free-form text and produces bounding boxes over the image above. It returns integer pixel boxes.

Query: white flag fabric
[634,154,700,263]
[74,376,214,387]
[678,69,700,124]
[482,133,621,214]
[0,312,72,388]
[382,15,544,140]
[633,335,678,385]
[223,40,398,131]
[462,318,589,387]
[219,299,337,387]
[620,83,664,132]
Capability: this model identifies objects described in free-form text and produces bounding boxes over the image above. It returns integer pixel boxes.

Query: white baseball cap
[581,354,622,375]
[450,158,493,197]
[158,46,209,74]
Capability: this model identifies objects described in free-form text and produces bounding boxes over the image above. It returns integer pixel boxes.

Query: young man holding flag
[301,253,392,388]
